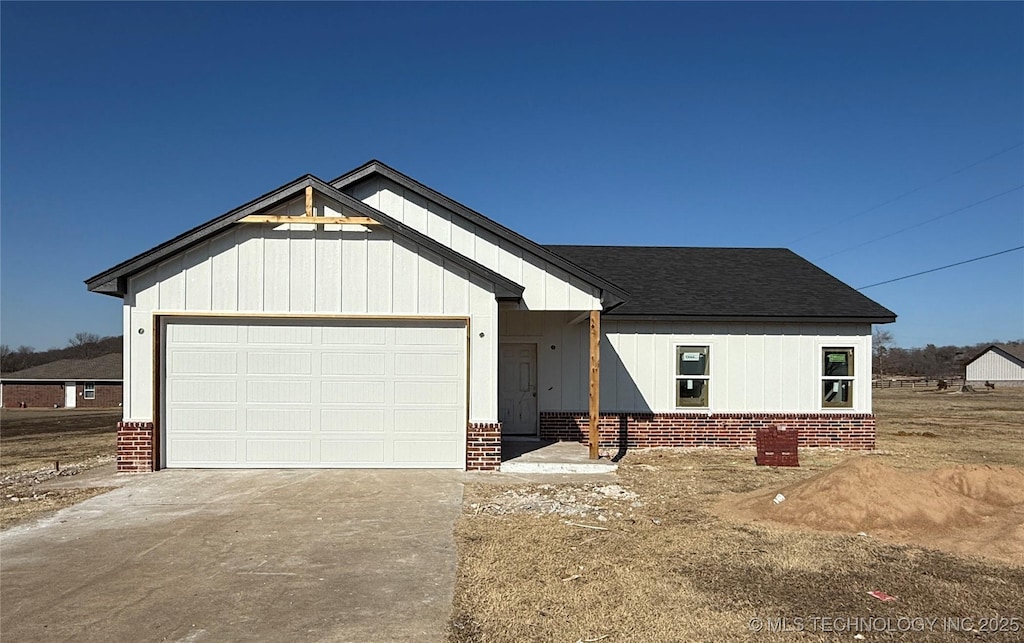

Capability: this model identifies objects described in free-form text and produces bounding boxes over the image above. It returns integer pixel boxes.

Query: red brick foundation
[467,422,502,471]
[77,384,123,408]
[539,412,875,450]
[1,383,64,408]
[1,382,122,408]
[117,421,155,472]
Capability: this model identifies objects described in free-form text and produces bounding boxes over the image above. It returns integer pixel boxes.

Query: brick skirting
[539,412,875,450]
[117,421,155,472]
[467,422,502,471]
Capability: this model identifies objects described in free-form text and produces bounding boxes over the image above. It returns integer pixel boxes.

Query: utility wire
[857,246,1024,290]
[792,141,1024,244]
[816,184,1024,261]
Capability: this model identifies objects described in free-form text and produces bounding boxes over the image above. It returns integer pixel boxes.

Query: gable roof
[2,353,123,381]
[964,343,1024,366]
[330,160,628,306]
[545,245,897,322]
[84,175,524,301]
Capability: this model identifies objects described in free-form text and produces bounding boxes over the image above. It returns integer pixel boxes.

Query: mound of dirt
[718,457,1024,564]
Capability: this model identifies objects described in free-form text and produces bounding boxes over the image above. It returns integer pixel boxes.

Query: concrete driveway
[1,467,464,642]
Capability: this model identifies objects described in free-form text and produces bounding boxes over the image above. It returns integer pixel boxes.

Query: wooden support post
[589,309,601,459]
[305,186,313,218]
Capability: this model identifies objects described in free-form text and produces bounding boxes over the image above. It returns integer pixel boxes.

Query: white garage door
[162,317,467,468]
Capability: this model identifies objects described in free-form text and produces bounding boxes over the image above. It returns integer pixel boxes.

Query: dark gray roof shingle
[3,353,123,381]
[545,245,896,321]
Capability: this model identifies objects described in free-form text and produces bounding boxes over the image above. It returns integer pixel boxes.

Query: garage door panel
[171,380,236,403]
[393,440,457,464]
[395,353,462,376]
[246,380,312,404]
[164,318,466,469]
[247,352,312,375]
[169,324,240,344]
[320,440,385,464]
[245,439,311,463]
[395,327,462,346]
[322,326,386,345]
[246,409,311,431]
[171,408,237,431]
[321,409,385,432]
[247,325,312,344]
[321,352,386,376]
[321,381,386,404]
[169,438,238,464]
[170,351,238,375]
[394,409,461,432]
[394,381,459,405]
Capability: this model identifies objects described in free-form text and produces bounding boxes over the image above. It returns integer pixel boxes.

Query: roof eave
[330,161,629,305]
[601,314,897,324]
[84,173,525,303]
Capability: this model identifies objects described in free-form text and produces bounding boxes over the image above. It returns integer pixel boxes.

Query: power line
[792,141,1024,244]
[857,246,1024,290]
[815,184,1024,261]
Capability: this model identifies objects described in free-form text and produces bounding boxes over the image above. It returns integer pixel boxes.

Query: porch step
[499,460,618,474]
[499,440,618,474]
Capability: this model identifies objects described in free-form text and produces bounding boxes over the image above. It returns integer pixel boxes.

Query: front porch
[499,438,617,474]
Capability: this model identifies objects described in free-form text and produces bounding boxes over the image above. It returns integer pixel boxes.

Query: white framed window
[675,346,710,408]
[821,348,854,408]
[84,382,96,400]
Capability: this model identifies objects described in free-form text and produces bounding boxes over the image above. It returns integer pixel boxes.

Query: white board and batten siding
[347,176,602,312]
[499,311,873,413]
[123,217,497,427]
[966,349,1024,383]
[163,318,465,468]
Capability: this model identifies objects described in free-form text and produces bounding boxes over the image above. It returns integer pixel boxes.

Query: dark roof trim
[330,160,629,307]
[0,378,123,383]
[601,314,895,324]
[963,344,1024,367]
[84,175,524,301]
[85,176,318,296]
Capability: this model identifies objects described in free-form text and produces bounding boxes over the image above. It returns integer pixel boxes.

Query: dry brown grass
[448,388,1024,642]
[1,408,120,529]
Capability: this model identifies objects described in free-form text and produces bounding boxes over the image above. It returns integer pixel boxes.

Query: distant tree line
[872,329,1023,379]
[0,334,122,374]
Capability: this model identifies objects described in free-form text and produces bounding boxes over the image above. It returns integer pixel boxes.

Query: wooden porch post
[589,309,601,459]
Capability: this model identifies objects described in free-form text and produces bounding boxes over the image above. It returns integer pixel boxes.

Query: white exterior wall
[967,350,1024,382]
[124,219,498,424]
[500,311,873,413]
[348,177,602,311]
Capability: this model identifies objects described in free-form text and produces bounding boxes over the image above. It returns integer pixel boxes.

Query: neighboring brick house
[1,353,123,408]
[85,160,895,472]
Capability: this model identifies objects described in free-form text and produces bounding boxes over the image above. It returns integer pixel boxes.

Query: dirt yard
[448,388,1024,642]
[1,408,120,529]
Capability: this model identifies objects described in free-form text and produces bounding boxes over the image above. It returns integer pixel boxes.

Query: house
[0,353,123,408]
[85,160,896,472]
[964,344,1024,386]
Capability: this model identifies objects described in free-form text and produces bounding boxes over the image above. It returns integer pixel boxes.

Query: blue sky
[2,2,1021,351]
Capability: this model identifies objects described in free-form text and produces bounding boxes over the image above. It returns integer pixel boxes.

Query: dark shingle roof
[3,353,123,381]
[545,246,896,321]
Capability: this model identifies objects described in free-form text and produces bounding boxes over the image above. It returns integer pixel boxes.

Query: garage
[162,317,467,468]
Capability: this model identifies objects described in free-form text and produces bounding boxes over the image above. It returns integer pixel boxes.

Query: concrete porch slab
[500,440,618,474]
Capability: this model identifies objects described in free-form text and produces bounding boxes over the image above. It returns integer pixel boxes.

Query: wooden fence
[872,378,964,389]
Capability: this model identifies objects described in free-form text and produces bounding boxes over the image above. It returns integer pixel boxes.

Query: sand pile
[719,457,1024,564]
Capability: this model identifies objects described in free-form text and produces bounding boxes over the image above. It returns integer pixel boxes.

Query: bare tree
[873,328,894,378]
[68,332,104,359]
[68,332,102,347]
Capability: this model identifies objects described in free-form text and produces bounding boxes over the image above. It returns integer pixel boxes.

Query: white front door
[499,343,538,436]
[64,382,77,408]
